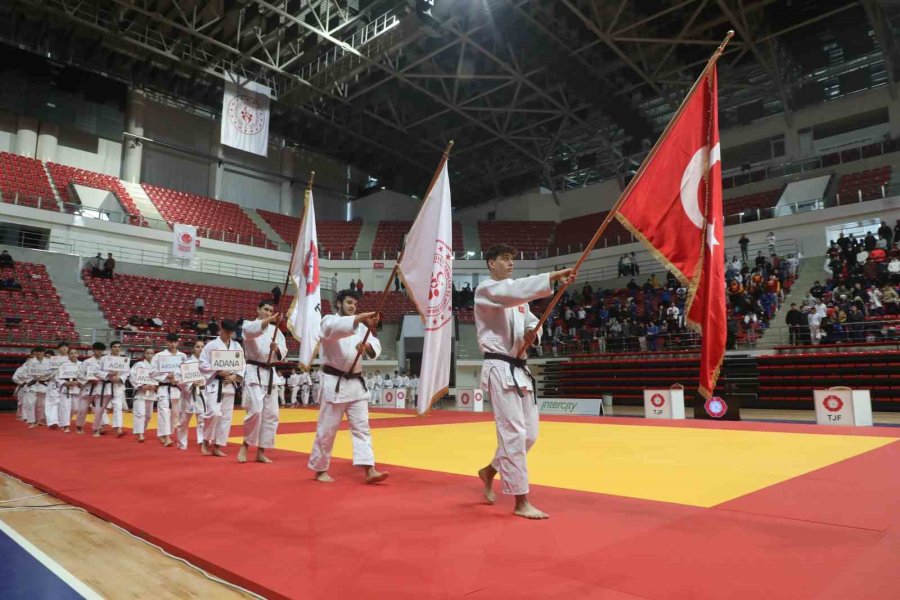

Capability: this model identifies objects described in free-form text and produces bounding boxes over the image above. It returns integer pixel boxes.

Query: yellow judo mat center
[255,421,896,507]
[88,408,412,430]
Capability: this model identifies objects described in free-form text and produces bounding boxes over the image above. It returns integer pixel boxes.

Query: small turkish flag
[615,66,726,399]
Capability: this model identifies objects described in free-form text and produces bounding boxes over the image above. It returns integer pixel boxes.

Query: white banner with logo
[172,224,197,260]
[813,388,873,426]
[221,75,271,156]
[643,388,686,419]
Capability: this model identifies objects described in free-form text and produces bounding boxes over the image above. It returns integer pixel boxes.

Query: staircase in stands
[120,181,167,225]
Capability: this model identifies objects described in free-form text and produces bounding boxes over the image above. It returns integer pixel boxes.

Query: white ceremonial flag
[398,159,453,415]
[286,188,322,368]
[221,75,271,156]
[172,224,197,259]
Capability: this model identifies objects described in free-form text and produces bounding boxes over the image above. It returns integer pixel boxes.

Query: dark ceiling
[1,0,897,204]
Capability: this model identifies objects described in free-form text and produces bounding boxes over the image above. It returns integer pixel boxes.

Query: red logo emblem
[705,396,727,418]
[227,94,265,135]
[460,393,470,405]
[385,391,393,404]
[823,395,844,413]
[517,305,526,314]
[373,262,385,269]
[650,393,665,408]
[180,232,193,244]
[303,242,319,295]
[474,391,482,402]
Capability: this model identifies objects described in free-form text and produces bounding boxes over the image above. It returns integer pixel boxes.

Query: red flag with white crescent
[615,66,726,399]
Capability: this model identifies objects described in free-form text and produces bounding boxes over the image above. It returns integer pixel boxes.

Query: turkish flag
[615,66,726,399]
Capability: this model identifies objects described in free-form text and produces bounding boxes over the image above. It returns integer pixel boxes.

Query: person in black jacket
[785,303,803,345]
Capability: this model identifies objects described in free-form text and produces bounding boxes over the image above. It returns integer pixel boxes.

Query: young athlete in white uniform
[287,369,301,406]
[96,341,128,438]
[174,340,206,451]
[44,342,70,429]
[151,333,186,447]
[238,301,287,464]
[130,347,158,443]
[199,320,244,458]
[475,244,573,520]
[55,347,81,433]
[76,342,105,435]
[308,290,387,484]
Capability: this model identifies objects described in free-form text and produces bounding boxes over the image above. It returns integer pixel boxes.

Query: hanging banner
[221,75,271,156]
[172,224,198,260]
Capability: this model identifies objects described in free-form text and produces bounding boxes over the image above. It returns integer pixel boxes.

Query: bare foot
[138,435,145,443]
[28,424,36,429]
[513,502,549,520]
[201,442,211,456]
[256,452,273,464]
[76,427,83,435]
[92,432,101,438]
[63,427,70,433]
[237,444,248,463]
[163,440,174,447]
[478,467,497,504]
[314,472,335,483]
[117,429,125,438]
[365,468,389,484]
[213,447,227,457]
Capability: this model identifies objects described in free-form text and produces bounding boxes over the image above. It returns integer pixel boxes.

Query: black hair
[92,342,106,351]
[110,340,122,348]
[56,342,69,349]
[33,345,46,353]
[221,319,237,332]
[166,332,179,342]
[259,299,276,309]
[336,289,361,304]
[485,244,517,267]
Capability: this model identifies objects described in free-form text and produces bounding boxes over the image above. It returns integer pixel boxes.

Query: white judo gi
[311,369,321,404]
[96,354,128,431]
[299,371,313,405]
[129,359,158,436]
[287,372,301,405]
[174,355,205,450]
[151,349,186,439]
[240,319,287,450]
[308,315,382,472]
[23,357,53,425]
[54,358,81,429]
[44,354,70,427]
[11,362,34,423]
[76,357,103,432]
[199,337,244,447]
[475,273,551,496]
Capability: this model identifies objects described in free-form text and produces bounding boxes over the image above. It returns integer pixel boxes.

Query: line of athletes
[12,247,575,518]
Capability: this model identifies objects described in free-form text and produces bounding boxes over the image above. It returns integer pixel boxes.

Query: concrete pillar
[122,89,145,183]
[280,147,294,215]
[208,127,223,199]
[36,122,59,163]
[14,116,38,157]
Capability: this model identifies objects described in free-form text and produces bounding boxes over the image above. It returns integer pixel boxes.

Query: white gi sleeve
[321,315,356,340]
[476,274,553,308]
[525,308,543,345]
[358,323,381,359]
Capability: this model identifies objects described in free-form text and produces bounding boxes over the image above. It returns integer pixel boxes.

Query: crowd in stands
[786,219,900,345]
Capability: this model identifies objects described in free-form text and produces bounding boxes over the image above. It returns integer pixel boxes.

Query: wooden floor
[0,473,255,599]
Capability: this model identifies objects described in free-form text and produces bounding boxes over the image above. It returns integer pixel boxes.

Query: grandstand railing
[0,191,293,253]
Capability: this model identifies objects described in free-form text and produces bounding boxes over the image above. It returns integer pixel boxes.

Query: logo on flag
[650,393,665,408]
[172,223,198,259]
[426,240,453,331]
[221,75,270,156]
[228,95,266,135]
[304,242,319,295]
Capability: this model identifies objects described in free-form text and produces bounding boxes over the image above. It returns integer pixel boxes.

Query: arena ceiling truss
[1,0,897,204]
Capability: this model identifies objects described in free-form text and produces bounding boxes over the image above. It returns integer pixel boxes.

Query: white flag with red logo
[172,223,197,260]
[221,75,270,156]
[398,158,453,415]
[286,189,321,368]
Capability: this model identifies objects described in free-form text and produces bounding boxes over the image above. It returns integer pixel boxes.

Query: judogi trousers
[34,391,46,425]
[486,370,539,496]
[290,386,299,405]
[308,399,374,472]
[243,383,280,449]
[75,394,95,429]
[132,393,156,435]
[21,390,36,424]
[175,388,204,449]
[203,390,235,447]
[155,385,177,437]
[58,388,74,428]
[45,386,60,427]
[301,385,310,406]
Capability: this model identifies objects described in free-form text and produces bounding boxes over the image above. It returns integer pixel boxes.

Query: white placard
[456,389,484,412]
[395,388,407,409]
[157,354,184,373]
[131,367,156,388]
[538,397,602,416]
[643,388,686,419]
[104,356,130,372]
[28,362,53,379]
[57,364,79,380]
[813,389,873,426]
[179,362,205,384]
[211,349,245,373]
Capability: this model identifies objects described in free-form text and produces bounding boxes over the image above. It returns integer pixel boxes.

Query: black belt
[247,359,276,395]
[215,375,240,403]
[484,352,536,400]
[324,364,367,394]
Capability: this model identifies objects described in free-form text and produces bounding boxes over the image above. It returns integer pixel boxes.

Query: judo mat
[1,409,899,600]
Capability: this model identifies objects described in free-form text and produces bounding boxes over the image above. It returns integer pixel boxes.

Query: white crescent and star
[679,142,721,252]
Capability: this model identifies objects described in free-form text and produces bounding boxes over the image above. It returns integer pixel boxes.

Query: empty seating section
[0,152,58,211]
[47,163,146,226]
[1,262,78,342]
[837,166,891,202]
[478,221,556,255]
[723,189,782,216]
[83,271,331,352]
[371,221,410,257]
[452,221,464,252]
[757,351,900,406]
[554,212,604,252]
[541,356,701,402]
[257,210,363,255]
[142,184,274,249]
[357,291,416,323]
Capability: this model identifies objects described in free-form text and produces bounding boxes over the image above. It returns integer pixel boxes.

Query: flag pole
[343,141,455,377]
[267,171,315,364]
[518,31,734,357]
